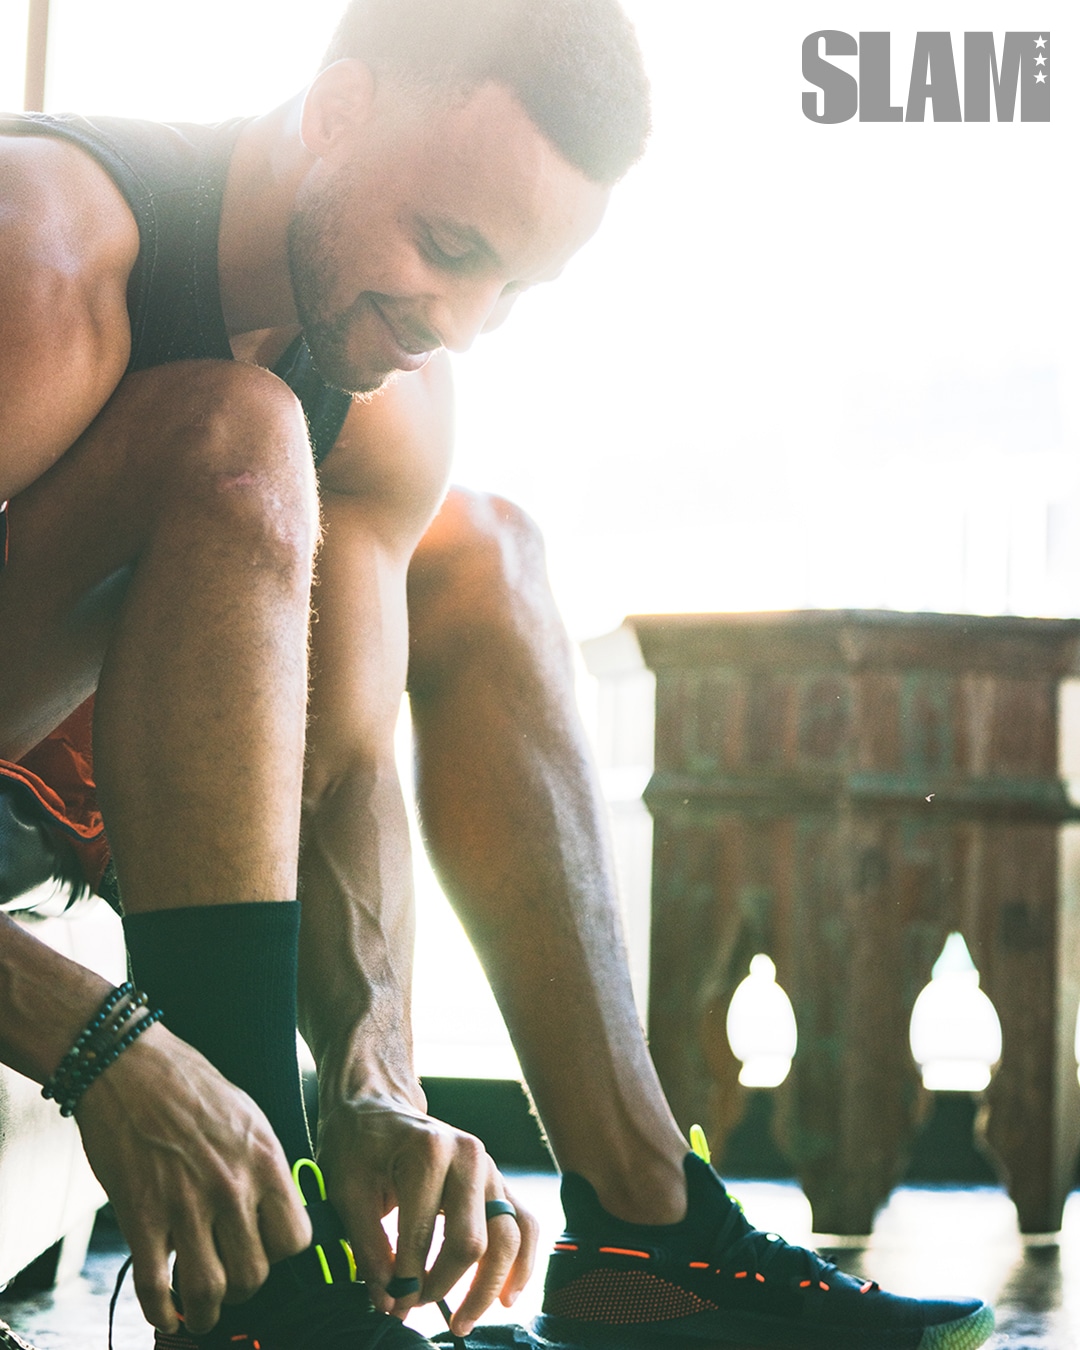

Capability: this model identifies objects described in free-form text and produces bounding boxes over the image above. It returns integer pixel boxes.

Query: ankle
[586,1151,689,1226]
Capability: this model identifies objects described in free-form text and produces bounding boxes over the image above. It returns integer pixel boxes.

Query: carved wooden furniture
[631,610,1080,1235]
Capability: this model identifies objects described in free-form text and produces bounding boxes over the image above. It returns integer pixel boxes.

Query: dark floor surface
[2,1174,1075,1348]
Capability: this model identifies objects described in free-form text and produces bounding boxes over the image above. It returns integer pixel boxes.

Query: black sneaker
[533,1154,994,1350]
[152,1284,433,1350]
[149,1159,435,1350]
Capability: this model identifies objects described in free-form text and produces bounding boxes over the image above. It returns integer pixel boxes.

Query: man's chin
[348,370,402,405]
[349,368,400,399]
[306,346,399,399]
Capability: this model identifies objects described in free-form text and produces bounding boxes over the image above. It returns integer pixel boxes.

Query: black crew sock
[123,901,312,1164]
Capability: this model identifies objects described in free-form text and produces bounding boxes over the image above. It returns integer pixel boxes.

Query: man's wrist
[315,1046,427,1117]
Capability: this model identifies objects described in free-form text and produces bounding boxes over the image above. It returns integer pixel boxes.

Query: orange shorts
[0,700,110,891]
[0,502,109,890]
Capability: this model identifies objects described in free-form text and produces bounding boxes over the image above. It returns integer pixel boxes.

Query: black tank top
[0,112,352,465]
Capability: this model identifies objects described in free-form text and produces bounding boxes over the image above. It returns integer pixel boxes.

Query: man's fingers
[315,1101,525,1325]
[214,1206,272,1306]
[256,1171,313,1264]
[499,1187,539,1306]
[346,1205,397,1314]
[390,1149,449,1311]
[448,1202,522,1336]
[128,1232,179,1334]
[416,1138,490,1307]
[172,1224,229,1336]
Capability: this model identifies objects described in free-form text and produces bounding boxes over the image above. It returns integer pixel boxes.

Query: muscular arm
[299,357,455,1103]
[0,134,137,500]
[0,912,310,1334]
[297,359,536,1334]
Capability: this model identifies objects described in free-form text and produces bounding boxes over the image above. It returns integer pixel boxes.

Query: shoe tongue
[560,1152,754,1248]
[684,1153,755,1247]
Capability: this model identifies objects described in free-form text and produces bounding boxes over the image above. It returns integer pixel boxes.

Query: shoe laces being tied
[110,1247,481,1350]
[109,1255,135,1350]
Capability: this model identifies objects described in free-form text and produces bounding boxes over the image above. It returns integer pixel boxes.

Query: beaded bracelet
[42,982,164,1118]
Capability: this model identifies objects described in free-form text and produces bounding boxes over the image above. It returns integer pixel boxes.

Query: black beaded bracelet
[54,991,156,1111]
[44,981,133,1094]
[42,983,164,1118]
[44,987,149,1106]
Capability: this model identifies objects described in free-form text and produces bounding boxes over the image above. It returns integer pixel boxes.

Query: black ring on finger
[484,1198,517,1222]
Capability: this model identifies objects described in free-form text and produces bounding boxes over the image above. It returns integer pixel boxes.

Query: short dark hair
[322,0,650,184]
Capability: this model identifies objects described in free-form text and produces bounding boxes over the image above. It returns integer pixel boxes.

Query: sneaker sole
[532,1301,994,1350]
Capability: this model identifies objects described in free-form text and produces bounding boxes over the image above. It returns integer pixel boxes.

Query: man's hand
[317,1092,538,1337]
[75,1023,312,1336]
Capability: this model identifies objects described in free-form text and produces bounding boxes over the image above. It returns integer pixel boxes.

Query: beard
[286,196,389,397]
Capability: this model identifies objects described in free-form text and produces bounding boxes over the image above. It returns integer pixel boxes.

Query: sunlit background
[3,0,1076,1077]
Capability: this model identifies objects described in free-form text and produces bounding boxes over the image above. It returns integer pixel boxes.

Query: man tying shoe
[0,1,993,1347]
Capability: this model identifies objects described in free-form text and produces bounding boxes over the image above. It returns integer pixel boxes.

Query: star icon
[1035,53,1047,65]
[1035,69,1047,82]
[1035,35,1047,47]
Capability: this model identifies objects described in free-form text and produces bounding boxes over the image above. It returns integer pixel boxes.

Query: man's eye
[423,232,474,268]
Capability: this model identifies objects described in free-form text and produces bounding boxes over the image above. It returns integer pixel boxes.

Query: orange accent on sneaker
[734,1271,748,1279]
[756,1273,766,1283]
[253,1342,261,1349]
[598,1247,651,1259]
[689,1262,710,1269]
[800,1280,812,1288]
[555,1244,579,1252]
[820,1282,830,1291]
[861,1281,873,1293]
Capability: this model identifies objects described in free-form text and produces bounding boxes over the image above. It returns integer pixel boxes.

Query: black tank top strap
[271,338,353,468]
[0,112,352,462]
[0,112,242,369]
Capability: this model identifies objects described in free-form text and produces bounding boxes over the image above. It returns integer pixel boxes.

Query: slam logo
[803,31,1050,122]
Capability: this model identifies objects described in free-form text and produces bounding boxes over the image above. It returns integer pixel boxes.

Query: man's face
[287,76,611,395]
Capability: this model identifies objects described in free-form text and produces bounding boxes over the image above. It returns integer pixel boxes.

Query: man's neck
[218,95,310,347]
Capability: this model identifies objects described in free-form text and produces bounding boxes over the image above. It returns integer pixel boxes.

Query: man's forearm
[297,758,425,1115]
[0,911,112,1082]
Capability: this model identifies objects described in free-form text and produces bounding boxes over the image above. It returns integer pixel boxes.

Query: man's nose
[433,279,509,353]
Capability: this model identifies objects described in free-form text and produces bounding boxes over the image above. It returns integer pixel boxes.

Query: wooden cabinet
[632,610,1080,1235]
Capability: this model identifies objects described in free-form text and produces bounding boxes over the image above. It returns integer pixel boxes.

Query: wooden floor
[2,1173,1075,1348]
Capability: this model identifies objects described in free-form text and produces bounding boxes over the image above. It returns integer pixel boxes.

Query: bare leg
[0,359,319,1332]
[0,360,318,911]
[407,489,688,1224]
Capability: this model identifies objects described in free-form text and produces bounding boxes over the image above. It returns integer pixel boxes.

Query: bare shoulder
[0,134,139,500]
[316,352,455,544]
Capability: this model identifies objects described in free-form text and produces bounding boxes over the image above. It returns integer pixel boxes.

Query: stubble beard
[285,204,389,398]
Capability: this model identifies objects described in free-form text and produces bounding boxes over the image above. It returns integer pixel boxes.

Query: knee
[408,489,566,687]
[135,362,320,581]
[410,488,549,621]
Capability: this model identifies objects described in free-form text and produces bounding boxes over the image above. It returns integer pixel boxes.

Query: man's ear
[299,59,376,157]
